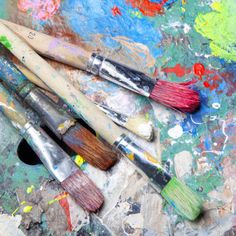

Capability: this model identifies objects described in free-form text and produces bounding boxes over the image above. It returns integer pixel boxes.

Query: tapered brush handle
[0,22,123,145]
[0,19,91,70]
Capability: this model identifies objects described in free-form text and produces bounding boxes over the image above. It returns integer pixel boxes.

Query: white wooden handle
[1,19,91,70]
[0,22,123,145]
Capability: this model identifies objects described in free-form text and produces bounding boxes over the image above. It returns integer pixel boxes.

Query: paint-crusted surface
[0,0,235,235]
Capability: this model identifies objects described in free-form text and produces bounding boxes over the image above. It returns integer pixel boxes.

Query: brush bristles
[150,80,200,113]
[63,124,118,170]
[125,114,154,141]
[61,169,104,212]
[161,177,202,220]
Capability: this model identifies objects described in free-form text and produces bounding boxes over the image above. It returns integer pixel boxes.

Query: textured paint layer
[17,0,61,20]
[195,0,236,61]
[60,0,164,57]
[126,0,168,16]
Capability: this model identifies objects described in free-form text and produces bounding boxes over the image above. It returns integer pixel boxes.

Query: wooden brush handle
[0,22,123,145]
[0,82,28,127]
[1,19,91,71]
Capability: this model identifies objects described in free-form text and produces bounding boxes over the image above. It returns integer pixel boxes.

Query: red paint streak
[155,62,233,92]
[55,193,72,231]
[162,64,191,77]
[112,6,122,16]
[193,63,205,80]
[126,0,168,16]
[203,81,210,88]
[17,0,61,20]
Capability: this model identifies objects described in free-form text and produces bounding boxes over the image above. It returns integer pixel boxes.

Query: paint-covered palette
[0,0,235,235]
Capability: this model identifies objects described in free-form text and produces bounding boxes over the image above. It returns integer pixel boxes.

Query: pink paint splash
[126,0,168,17]
[112,6,122,16]
[18,0,61,20]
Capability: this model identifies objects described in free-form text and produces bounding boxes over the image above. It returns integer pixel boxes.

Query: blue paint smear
[60,0,167,58]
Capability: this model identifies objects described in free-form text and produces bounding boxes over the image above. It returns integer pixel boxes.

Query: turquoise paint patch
[0,0,7,19]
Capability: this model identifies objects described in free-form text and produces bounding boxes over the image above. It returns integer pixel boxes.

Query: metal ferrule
[114,134,171,190]
[25,88,76,137]
[87,53,156,97]
[23,122,78,182]
[97,104,128,126]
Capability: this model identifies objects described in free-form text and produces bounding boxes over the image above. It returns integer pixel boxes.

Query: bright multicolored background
[0,0,235,235]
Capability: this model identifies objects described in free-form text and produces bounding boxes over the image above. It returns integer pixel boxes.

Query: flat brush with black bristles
[0,23,203,220]
[0,82,104,212]
[1,20,200,113]
[0,53,117,170]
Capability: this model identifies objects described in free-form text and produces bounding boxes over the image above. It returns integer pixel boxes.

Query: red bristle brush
[1,20,200,113]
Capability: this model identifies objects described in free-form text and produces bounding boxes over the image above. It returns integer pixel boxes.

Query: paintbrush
[0,82,104,212]
[0,53,117,170]
[13,58,154,141]
[0,23,202,220]
[0,19,200,113]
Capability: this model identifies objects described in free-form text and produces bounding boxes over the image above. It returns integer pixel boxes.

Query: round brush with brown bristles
[0,20,200,113]
[0,53,117,170]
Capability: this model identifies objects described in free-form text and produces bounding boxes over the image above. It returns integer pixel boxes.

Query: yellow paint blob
[26,185,35,194]
[23,206,33,213]
[74,155,85,167]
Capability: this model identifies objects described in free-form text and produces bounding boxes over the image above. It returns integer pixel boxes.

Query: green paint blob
[194,0,236,62]
[0,35,12,49]
[161,177,202,221]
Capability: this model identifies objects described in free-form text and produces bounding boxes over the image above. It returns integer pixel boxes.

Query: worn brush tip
[61,169,104,212]
[161,177,202,221]
[63,124,118,170]
[125,114,154,141]
[150,80,200,113]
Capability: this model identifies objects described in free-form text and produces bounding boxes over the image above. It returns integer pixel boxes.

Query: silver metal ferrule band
[114,134,171,190]
[87,53,155,97]
[96,104,128,126]
[23,123,78,182]
[25,88,76,138]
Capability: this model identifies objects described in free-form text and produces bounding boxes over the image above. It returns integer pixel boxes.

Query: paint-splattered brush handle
[13,61,154,140]
[0,20,156,96]
[0,19,91,70]
[0,53,76,136]
[0,21,124,145]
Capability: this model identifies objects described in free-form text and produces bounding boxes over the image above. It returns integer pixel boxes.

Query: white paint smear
[0,214,25,236]
[212,103,221,109]
[174,151,193,178]
[168,125,183,139]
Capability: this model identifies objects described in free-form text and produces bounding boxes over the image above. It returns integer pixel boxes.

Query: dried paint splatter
[17,0,61,20]
[126,0,168,16]
[112,6,122,16]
